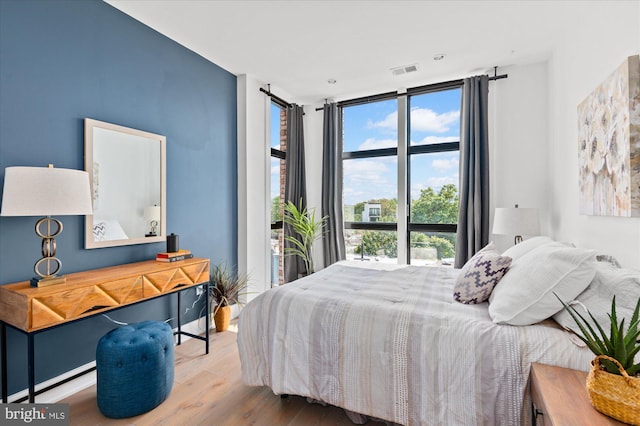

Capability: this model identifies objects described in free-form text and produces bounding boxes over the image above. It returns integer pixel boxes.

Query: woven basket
[586,355,640,425]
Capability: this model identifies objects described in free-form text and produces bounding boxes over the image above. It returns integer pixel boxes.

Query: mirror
[84,118,166,249]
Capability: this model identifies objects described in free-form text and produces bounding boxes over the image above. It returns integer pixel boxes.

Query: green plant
[283,200,327,275]
[557,295,640,376]
[209,263,250,312]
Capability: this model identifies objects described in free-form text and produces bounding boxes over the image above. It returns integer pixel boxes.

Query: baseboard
[7,317,209,403]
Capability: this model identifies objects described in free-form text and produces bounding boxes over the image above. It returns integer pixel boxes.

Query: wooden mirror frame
[84,118,166,249]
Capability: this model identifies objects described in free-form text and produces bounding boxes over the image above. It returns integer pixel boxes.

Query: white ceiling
[106,0,591,105]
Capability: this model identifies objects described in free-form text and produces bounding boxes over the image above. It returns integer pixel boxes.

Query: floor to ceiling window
[342,95,398,262]
[342,82,462,265]
[270,101,286,285]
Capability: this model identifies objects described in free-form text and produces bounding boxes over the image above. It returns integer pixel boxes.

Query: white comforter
[237,261,592,426]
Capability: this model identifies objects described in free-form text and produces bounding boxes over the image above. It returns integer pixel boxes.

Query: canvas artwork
[578,54,640,216]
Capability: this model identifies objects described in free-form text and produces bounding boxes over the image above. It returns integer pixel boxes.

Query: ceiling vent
[391,64,419,76]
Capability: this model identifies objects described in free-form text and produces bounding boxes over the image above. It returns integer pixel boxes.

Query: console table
[0,257,210,403]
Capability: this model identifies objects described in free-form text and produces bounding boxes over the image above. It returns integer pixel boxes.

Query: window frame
[341,80,462,264]
[269,101,287,286]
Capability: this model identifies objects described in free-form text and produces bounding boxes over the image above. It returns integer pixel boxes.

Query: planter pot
[213,305,231,332]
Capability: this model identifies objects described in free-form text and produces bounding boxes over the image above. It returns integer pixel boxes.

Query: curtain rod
[259,87,293,109]
[314,71,508,111]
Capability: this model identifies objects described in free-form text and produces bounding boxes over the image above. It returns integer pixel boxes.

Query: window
[342,97,398,262]
[407,86,461,265]
[270,102,286,285]
[341,83,461,265]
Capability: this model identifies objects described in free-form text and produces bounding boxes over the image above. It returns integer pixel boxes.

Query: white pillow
[553,262,640,338]
[93,219,129,241]
[488,243,597,325]
[501,236,554,261]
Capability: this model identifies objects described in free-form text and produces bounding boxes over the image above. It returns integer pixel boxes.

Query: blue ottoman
[96,320,174,418]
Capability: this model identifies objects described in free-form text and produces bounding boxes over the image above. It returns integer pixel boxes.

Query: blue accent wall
[0,0,237,395]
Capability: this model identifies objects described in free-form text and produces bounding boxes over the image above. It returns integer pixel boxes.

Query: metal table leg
[28,333,34,403]
[1,322,7,403]
[177,291,182,346]
[205,281,209,354]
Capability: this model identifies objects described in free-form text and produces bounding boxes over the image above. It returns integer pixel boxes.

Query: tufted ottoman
[96,320,174,418]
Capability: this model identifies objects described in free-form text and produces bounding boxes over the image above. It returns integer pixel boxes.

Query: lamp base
[30,275,66,288]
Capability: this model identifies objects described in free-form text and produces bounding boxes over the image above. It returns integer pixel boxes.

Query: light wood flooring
[62,322,385,426]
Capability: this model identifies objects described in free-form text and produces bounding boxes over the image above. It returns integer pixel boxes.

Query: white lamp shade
[1,166,93,217]
[493,207,540,236]
[144,205,161,221]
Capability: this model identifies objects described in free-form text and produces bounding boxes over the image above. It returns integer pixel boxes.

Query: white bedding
[237,261,592,426]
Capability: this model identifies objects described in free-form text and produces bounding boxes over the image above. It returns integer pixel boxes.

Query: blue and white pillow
[453,242,512,304]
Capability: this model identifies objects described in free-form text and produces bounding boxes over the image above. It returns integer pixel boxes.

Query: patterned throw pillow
[453,242,512,304]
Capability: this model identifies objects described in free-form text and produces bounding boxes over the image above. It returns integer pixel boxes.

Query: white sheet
[238,261,592,426]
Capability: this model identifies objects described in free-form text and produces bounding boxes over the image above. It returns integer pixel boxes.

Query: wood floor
[62,322,385,426]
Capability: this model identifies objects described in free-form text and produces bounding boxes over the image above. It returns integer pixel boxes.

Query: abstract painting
[578,54,640,216]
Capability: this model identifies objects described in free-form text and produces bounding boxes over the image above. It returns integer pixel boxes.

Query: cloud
[369,108,460,134]
[367,111,398,130]
[343,159,396,204]
[358,138,397,150]
[426,175,458,188]
[344,159,390,182]
[431,158,459,172]
[411,135,459,146]
[271,165,280,174]
[411,108,460,133]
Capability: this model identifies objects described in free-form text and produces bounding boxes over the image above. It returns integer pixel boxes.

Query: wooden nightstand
[530,363,627,425]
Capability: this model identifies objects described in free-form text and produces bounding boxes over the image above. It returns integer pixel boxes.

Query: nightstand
[530,363,627,425]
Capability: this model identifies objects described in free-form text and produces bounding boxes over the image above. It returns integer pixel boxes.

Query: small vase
[213,305,231,332]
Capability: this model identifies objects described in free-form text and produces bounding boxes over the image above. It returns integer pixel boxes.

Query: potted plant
[209,263,250,332]
[557,295,640,424]
[282,200,327,276]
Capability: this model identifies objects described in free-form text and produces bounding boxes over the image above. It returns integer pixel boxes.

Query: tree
[271,196,282,222]
[411,184,458,224]
[355,230,397,258]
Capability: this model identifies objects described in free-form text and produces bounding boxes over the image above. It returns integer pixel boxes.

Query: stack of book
[155,249,193,262]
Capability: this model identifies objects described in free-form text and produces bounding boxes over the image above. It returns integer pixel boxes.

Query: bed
[237,238,637,425]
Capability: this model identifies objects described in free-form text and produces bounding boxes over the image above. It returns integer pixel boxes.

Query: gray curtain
[284,104,307,282]
[321,103,346,267]
[454,75,490,268]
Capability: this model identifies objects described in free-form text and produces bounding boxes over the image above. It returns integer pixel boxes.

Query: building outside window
[342,83,461,265]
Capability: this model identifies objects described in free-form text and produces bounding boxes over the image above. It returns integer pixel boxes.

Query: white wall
[547,2,640,269]
[488,61,550,253]
[237,75,269,300]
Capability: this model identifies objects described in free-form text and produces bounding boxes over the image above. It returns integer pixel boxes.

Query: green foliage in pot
[557,295,640,376]
[209,263,250,312]
[283,200,327,275]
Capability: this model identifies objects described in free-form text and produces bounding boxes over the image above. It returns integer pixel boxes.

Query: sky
[270,88,461,209]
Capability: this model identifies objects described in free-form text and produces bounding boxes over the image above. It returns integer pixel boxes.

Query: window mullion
[397,94,408,265]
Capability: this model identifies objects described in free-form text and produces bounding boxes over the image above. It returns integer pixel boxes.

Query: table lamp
[144,205,161,237]
[1,165,93,287]
[492,204,540,245]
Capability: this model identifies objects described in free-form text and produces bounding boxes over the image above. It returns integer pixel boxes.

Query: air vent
[391,63,419,76]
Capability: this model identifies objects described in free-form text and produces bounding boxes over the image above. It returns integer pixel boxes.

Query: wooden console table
[0,257,210,403]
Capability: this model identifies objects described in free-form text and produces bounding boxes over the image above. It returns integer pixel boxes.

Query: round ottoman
[96,320,174,418]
